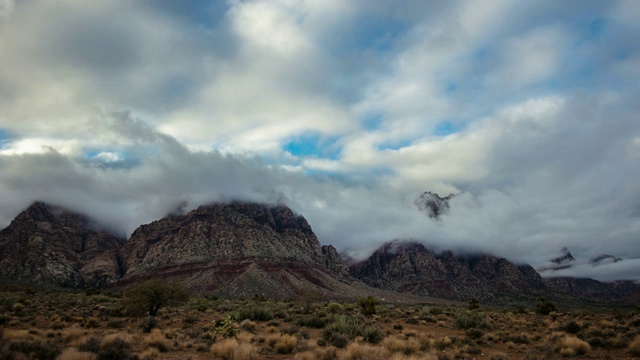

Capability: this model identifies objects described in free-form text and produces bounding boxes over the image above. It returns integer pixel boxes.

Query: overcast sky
[1,0,639,281]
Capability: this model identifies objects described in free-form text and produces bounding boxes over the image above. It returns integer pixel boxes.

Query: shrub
[145,329,170,352]
[320,315,384,347]
[468,298,479,310]
[297,316,328,329]
[358,296,379,316]
[121,279,189,317]
[564,320,581,334]
[274,334,297,354]
[214,316,239,339]
[140,317,157,333]
[535,298,557,316]
[465,328,484,340]
[83,317,100,328]
[340,342,384,360]
[555,335,590,356]
[210,338,258,360]
[98,337,136,360]
[327,302,342,314]
[57,347,96,360]
[382,335,421,355]
[454,311,488,329]
[77,337,102,354]
[628,336,640,356]
[234,307,273,322]
[8,339,61,360]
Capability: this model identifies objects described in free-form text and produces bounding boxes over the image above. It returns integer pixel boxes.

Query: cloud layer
[0,0,639,281]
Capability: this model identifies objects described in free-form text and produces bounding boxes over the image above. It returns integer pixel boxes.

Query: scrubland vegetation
[0,286,639,359]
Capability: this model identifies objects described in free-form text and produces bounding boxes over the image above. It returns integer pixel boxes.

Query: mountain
[0,202,123,289]
[589,254,622,266]
[538,247,576,273]
[414,191,455,219]
[0,201,417,302]
[349,240,548,305]
[1,201,637,305]
[118,202,360,299]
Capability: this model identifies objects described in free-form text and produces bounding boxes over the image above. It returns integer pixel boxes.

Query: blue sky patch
[283,133,341,160]
[362,113,383,131]
[0,129,11,149]
[433,121,460,136]
[81,148,142,169]
[377,139,412,151]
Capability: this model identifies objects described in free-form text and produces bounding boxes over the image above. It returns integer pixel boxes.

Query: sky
[0,0,639,281]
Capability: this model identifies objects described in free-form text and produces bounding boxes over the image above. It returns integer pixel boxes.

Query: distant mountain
[349,240,640,305]
[349,240,548,305]
[414,191,455,219]
[119,202,358,299]
[538,247,576,273]
[1,201,638,305]
[0,202,123,288]
[589,254,622,266]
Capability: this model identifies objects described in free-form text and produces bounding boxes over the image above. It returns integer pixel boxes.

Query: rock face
[543,277,621,302]
[0,202,123,288]
[119,202,354,298]
[349,240,548,305]
[414,192,455,219]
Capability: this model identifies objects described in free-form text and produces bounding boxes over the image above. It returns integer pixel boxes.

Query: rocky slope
[118,202,357,299]
[349,240,548,305]
[0,202,123,288]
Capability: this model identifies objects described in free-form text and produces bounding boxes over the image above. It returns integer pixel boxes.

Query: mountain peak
[414,191,455,219]
[0,202,123,288]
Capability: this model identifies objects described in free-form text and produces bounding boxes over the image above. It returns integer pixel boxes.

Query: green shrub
[454,311,489,330]
[358,296,379,316]
[468,298,479,310]
[320,315,384,347]
[9,340,61,360]
[564,320,582,334]
[234,307,272,321]
[98,337,136,360]
[213,316,239,339]
[535,298,557,316]
[78,336,102,353]
[297,316,328,329]
[465,328,484,340]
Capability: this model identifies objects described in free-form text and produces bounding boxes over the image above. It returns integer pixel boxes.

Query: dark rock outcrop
[414,192,454,219]
[0,202,123,288]
[350,240,548,305]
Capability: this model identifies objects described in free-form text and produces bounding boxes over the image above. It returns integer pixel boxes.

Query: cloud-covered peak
[0,0,638,281]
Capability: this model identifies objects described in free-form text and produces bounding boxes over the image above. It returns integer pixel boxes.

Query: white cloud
[0,1,638,282]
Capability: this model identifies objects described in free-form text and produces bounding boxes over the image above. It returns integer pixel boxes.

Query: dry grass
[144,328,171,352]
[2,329,31,340]
[273,333,298,354]
[210,338,259,360]
[629,336,640,356]
[382,335,421,355]
[1,289,638,360]
[555,335,591,356]
[56,347,97,360]
[337,342,385,360]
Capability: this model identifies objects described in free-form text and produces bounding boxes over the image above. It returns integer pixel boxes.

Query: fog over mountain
[0,1,639,281]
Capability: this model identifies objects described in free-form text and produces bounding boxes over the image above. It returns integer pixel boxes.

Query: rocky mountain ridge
[0,202,123,289]
[0,201,638,305]
[348,240,548,305]
[0,202,370,300]
[349,240,640,305]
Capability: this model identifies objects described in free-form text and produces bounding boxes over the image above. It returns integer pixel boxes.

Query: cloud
[0,1,638,282]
